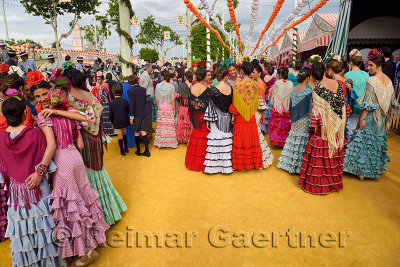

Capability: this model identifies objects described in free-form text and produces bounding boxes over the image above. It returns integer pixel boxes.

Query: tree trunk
[119,0,133,79]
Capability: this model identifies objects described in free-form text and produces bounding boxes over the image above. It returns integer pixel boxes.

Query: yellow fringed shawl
[312,89,347,156]
[233,80,259,122]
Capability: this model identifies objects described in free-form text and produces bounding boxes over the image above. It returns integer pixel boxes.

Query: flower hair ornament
[349,49,362,57]
[0,64,10,73]
[50,68,63,81]
[196,61,207,68]
[8,66,24,77]
[54,75,72,91]
[161,65,170,72]
[367,48,380,60]
[220,58,234,68]
[96,71,104,77]
[308,54,322,64]
[241,55,251,62]
[26,70,44,87]
[5,88,22,101]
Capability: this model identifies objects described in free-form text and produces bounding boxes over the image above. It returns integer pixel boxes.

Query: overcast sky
[1,0,340,58]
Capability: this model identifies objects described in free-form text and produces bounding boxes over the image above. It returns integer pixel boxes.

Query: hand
[130,119,134,125]
[231,117,235,124]
[359,119,366,129]
[25,172,42,190]
[41,108,58,118]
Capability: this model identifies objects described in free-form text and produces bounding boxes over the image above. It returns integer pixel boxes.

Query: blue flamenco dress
[277,85,312,173]
[343,77,399,178]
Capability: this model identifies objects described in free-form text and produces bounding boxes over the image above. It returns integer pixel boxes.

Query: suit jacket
[384,59,396,83]
[139,71,154,97]
[109,97,130,129]
[127,84,147,118]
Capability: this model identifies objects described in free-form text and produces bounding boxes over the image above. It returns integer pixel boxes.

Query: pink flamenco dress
[298,82,351,195]
[268,79,293,147]
[36,113,109,258]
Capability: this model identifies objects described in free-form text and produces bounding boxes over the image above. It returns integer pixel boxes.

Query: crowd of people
[0,43,399,266]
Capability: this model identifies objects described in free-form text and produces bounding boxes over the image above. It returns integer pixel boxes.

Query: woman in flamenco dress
[185,64,211,172]
[65,68,127,225]
[298,62,351,195]
[176,71,193,144]
[268,67,293,147]
[229,62,263,171]
[343,49,399,179]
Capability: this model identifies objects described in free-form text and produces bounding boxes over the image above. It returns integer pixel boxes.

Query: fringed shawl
[312,82,346,156]
[189,87,211,128]
[290,85,313,123]
[0,127,46,210]
[270,80,294,113]
[359,77,399,131]
[232,80,259,122]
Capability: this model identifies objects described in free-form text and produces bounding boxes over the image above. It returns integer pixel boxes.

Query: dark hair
[254,64,265,79]
[297,67,311,83]
[112,84,122,96]
[63,68,87,89]
[196,67,207,81]
[184,71,193,83]
[251,59,260,67]
[106,73,113,81]
[311,62,326,81]
[1,97,26,127]
[280,67,289,80]
[240,62,254,76]
[294,61,303,71]
[216,67,228,82]
[1,74,25,95]
[0,73,8,90]
[161,70,170,81]
[350,54,364,67]
[128,75,138,85]
[97,58,102,63]
[381,47,391,58]
[267,64,275,75]
[96,74,104,80]
[30,81,52,94]
[65,55,71,61]
[176,68,184,81]
[228,64,238,70]
[326,59,343,74]
[369,54,385,67]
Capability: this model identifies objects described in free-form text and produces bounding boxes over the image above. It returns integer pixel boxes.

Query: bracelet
[36,164,48,176]
[360,118,365,121]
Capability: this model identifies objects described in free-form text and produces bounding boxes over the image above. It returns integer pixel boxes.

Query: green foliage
[136,15,181,50]
[7,39,41,48]
[191,23,230,62]
[82,15,111,50]
[139,48,159,63]
[107,0,120,26]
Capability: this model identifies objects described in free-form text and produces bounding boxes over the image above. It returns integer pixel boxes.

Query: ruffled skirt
[204,123,233,174]
[0,184,7,242]
[153,104,178,148]
[268,107,291,147]
[345,114,360,143]
[255,112,273,168]
[51,146,109,258]
[86,168,127,225]
[5,179,67,267]
[101,103,114,135]
[298,134,345,195]
[277,116,311,173]
[176,105,191,144]
[185,126,209,172]
[343,118,389,178]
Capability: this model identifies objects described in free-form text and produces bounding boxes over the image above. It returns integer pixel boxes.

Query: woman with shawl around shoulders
[64,68,127,225]
[92,72,114,135]
[262,63,277,133]
[343,49,399,180]
[253,64,274,168]
[176,71,193,144]
[268,67,293,147]
[344,49,370,141]
[185,65,211,172]
[0,97,67,267]
[203,66,233,174]
[153,71,178,148]
[229,62,263,170]
[277,67,313,173]
[298,62,351,195]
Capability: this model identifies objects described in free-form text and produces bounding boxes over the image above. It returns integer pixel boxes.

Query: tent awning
[299,34,333,52]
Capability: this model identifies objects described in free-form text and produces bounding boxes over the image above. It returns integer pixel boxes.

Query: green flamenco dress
[69,94,127,225]
[343,76,399,178]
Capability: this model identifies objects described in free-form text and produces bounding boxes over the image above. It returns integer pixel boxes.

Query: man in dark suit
[381,47,396,83]
[127,74,151,157]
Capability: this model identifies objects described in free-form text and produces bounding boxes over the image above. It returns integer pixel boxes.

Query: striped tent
[323,0,353,60]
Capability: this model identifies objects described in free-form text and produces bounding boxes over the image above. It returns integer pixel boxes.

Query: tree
[136,15,181,64]
[21,0,100,65]
[82,15,111,51]
[139,48,159,63]
[191,23,230,62]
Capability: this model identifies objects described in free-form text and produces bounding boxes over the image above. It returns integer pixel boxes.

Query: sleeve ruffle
[229,104,239,115]
[36,114,53,128]
[358,82,378,111]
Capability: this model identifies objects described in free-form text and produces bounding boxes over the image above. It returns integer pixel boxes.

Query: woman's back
[156,82,175,105]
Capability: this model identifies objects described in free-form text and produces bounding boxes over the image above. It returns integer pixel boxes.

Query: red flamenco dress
[185,88,211,172]
[298,82,351,194]
[229,79,263,170]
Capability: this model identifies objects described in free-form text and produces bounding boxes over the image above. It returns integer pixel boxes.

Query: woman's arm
[359,109,369,129]
[41,109,87,121]
[75,130,84,150]
[26,126,56,190]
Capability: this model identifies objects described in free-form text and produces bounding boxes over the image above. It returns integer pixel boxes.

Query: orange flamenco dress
[229,79,263,170]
